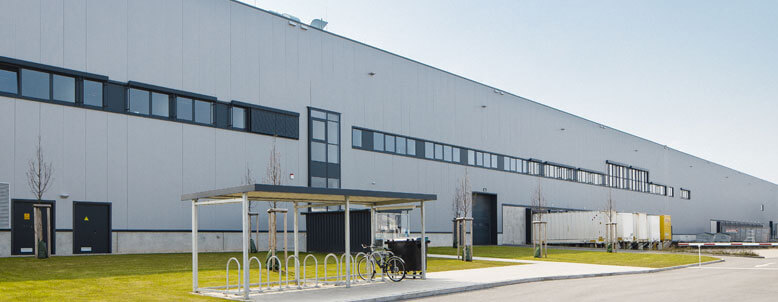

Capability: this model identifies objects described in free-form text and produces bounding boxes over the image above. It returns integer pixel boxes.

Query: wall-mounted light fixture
[288,20,296,27]
[60,193,70,199]
[300,25,308,30]
[289,173,295,180]
[368,72,376,76]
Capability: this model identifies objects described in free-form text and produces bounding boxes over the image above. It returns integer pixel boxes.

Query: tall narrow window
[396,137,406,155]
[352,129,362,147]
[385,135,395,153]
[52,75,75,103]
[374,132,384,151]
[0,67,17,94]
[128,88,150,115]
[407,139,416,156]
[194,100,212,124]
[444,145,452,162]
[21,69,50,99]
[176,97,193,121]
[83,80,103,107]
[151,92,169,117]
[308,108,341,190]
[468,150,475,165]
[425,142,433,159]
[232,107,246,129]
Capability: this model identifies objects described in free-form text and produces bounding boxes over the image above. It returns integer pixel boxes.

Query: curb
[350,259,725,302]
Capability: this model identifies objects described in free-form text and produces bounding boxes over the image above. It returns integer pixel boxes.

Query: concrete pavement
[414,255,778,302]
[202,254,698,301]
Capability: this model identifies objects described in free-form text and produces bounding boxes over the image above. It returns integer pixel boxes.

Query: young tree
[263,138,283,263]
[452,169,473,260]
[26,135,54,258]
[531,180,548,257]
[604,189,617,252]
[26,136,54,202]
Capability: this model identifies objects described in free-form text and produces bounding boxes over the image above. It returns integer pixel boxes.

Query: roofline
[230,0,776,187]
[181,184,437,202]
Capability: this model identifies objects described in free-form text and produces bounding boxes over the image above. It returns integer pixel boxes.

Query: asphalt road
[413,256,778,302]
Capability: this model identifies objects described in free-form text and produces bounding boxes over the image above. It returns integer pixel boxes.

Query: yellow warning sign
[84,216,89,222]
[24,213,30,220]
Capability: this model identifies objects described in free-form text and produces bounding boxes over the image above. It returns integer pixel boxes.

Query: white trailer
[536,211,610,244]
[616,213,635,242]
[634,213,649,242]
[648,215,662,242]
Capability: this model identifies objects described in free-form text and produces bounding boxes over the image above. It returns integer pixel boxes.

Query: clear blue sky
[241,0,778,184]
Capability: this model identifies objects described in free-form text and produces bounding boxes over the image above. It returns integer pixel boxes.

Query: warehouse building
[0,0,776,257]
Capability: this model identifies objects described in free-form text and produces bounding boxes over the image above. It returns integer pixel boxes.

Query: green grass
[429,246,719,268]
[0,251,517,301]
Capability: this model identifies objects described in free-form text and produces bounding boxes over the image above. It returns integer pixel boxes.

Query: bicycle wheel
[357,255,376,280]
[385,256,406,282]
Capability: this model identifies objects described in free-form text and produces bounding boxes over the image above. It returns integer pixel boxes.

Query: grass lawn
[0,251,517,301]
[429,246,718,268]
[429,246,719,268]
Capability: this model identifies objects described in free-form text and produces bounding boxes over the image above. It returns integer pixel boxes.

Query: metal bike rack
[354,252,370,282]
[248,256,262,293]
[226,257,242,294]
[285,255,302,289]
[266,255,283,291]
[340,253,356,282]
[324,253,341,283]
[303,254,320,288]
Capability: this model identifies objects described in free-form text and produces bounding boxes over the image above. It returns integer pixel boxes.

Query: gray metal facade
[0,0,776,253]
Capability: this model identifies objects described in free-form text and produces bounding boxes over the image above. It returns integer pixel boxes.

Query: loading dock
[73,201,112,254]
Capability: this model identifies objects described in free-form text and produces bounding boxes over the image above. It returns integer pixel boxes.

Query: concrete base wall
[0,231,9,257]
[3,231,307,257]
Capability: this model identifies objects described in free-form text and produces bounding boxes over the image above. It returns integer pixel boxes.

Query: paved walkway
[202,254,656,301]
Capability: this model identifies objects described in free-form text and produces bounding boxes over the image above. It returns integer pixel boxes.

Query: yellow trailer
[660,215,672,241]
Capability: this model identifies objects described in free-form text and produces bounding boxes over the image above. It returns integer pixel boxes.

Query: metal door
[73,202,111,254]
[472,193,497,245]
[11,200,56,255]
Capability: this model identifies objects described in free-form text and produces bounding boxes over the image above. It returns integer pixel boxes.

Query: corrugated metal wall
[304,209,370,253]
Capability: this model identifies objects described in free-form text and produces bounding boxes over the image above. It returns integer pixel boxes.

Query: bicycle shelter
[182,184,437,300]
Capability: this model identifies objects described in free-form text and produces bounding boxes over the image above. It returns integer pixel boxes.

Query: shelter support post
[192,199,198,292]
[370,206,376,245]
[294,201,299,285]
[242,193,249,300]
[420,201,426,279]
[345,196,351,288]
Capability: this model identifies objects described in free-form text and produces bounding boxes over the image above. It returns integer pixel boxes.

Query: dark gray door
[472,193,497,245]
[73,202,111,254]
[11,200,56,255]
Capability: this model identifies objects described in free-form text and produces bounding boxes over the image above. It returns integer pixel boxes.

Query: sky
[240,0,778,184]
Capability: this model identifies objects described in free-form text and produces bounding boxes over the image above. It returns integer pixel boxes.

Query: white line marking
[755,263,774,268]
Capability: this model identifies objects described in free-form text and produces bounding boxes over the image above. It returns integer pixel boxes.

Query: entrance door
[11,200,56,255]
[472,193,497,245]
[73,202,112,254]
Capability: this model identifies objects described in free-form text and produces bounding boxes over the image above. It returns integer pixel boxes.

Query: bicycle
[357,243,406,282]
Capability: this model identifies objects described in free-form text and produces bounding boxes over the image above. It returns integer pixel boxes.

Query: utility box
[386,238,430,272]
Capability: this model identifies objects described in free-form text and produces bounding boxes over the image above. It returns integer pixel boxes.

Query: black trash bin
[386,237,430,274]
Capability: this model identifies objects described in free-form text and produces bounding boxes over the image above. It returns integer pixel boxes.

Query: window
[396,137,406,155]
[128,88,150,115]
[407,139,416,156]
[21,69,50,99]
[434,144,443,160]
[327,113,339,122]
[528,161,541,175]
[504,157,510,171]
[328,144,339,164]
[312,120,326,140]
[0,67,17,94]
[311,110,326,119]
[491,154,498,168]
[476,152,483,166]
[374,132,384,151]
[52,74,75,103]
[176,97,193,120]
[444,145,452,162]
[425,142,433,159]
[232,107,246,129]
[328,178,340,188]
[468,150,475,165]
[385,135,395,153]
[311,177,326,188]
[83,80,102,107]
[452,147,460,163]
[311,142,326,162]
[668,187,674,197]
[151,92,169,117]
[194,100,212,124]
[352,129,362,147]
[328,121,339,144]
[680,189,691,200]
